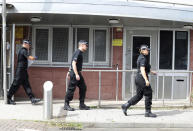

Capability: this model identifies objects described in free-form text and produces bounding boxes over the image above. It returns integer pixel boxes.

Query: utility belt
[136,72,149,79]
[69,70,81,75]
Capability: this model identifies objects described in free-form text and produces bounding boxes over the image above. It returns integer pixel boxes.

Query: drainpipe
[2,0,7,104]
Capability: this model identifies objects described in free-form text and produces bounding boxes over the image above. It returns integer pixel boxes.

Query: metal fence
[66,69,193,108]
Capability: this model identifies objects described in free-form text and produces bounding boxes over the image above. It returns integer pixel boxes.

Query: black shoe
[31,98,41,105]
[121,102,131,116]
[145,110,157,118]
[7,99,16,105]
[79,103,90,110]
[64,102,75,111]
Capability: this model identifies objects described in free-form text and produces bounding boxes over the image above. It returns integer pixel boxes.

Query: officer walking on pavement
[122,45,157,117]
[7,40,41,105]
[64,40,90,111]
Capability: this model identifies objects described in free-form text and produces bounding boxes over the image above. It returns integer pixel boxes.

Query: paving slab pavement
[0,99,192,129]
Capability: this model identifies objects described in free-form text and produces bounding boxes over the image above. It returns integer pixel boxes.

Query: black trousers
[128,74,152,110]
[7,68,34,99]
[65,71,87,103]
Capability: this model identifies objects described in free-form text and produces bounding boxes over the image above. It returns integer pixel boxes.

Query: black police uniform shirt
[17,47,29,70]
[70,49,83,72]
[137,54,151,75]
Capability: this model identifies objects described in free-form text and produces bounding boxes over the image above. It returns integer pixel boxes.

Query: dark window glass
[159,31,173,69]
[94,30,106,61]
[132,36,150,68]
[52,28,69,62]
[77,28,89,63]
[35,29,48,60]
[175,31,188,70]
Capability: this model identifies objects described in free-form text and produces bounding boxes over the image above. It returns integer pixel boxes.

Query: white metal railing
[66,69,193,108]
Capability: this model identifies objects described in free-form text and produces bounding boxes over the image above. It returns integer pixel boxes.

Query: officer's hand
[67,72,70,79]
[76,74,80,81]
[145,80,150,86]
[151,71,157,75]
[29,56,35,60]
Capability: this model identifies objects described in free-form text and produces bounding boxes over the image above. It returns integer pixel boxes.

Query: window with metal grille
[33,27,110,67]
[77,28,89,63]
[35,29,48,61]
[52,28,69,62]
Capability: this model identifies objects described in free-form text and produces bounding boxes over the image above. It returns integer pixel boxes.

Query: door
[124,30,158,100]
[123,29,190,100]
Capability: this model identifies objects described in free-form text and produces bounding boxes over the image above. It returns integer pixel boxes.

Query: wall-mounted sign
[15,27,23,44]
[112,39,122,46]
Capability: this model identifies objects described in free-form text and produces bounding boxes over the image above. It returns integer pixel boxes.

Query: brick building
[0,0,193,101]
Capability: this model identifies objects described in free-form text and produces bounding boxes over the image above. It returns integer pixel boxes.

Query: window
[35,29,49,61]
[52,28,69,62]
[94,29,107,62]
[159,30,188,70]
[77,28,89,63]
[175,31,188,70]
[159,31,173,69]
[73,27,110,66]
[132,36,150,68]
[33,27,110,67]
[33,27,70,64]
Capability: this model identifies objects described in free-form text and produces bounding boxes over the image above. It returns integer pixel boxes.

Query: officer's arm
[23,49,35,60]
[140,67,148,82]
[72,60,78,76]
[150,70,157,75]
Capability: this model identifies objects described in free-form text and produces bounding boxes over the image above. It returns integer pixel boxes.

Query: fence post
[131,71,134,97]
[116,64,119,101]
[190,72,192,106]
[98,71,101,108]
[66,72,69,93]
[43,81,53,120]
[162,74,165,106]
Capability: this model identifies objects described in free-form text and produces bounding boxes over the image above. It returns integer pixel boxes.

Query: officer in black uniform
[64,40,90,111]
[7,40,41,105]
[121,45,157,117]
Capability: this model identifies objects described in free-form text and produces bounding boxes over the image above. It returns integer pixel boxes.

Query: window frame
[131,35,152,70]
[92,28,110,65]
[32,27,51,65]
[32,26,111,67]
[158,29,190,71]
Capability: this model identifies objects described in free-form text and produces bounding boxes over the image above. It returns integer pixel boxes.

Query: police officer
[7,40,41,105]
[121,45,157,117]
[64,40,90,111]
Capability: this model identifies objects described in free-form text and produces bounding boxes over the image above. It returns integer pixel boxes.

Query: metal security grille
[52,28,69,62]
[35,29,48,60]
[77,28,89,63]
[94,30,106,62]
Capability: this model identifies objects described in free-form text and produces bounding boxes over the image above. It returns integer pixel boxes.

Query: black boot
[145,109,157,117]
[64,101,75,111]
[7,98,16,105]
[121,102,131,116]
[79,101,90,110]
[31,98,41,105]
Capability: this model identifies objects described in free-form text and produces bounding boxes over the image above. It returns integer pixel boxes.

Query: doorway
[123,30,158,100]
